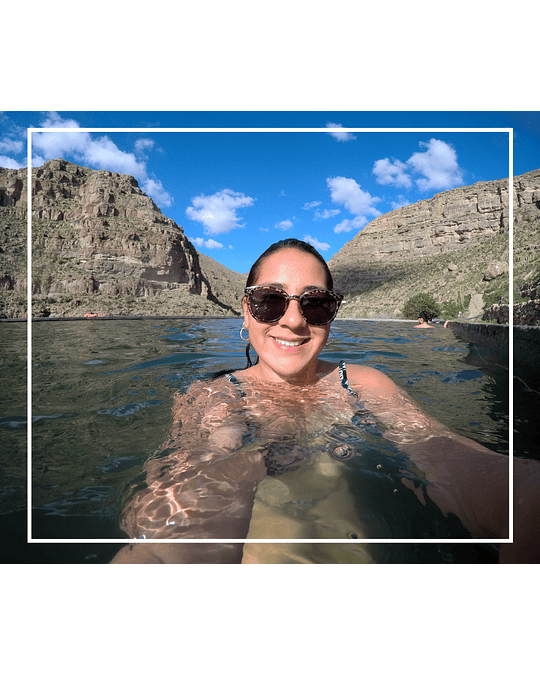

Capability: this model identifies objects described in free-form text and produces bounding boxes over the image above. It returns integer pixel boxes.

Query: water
[0,317,525,563]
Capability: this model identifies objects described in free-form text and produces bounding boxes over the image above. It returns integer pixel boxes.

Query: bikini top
[224,361,361,473]
[225,360,358,398]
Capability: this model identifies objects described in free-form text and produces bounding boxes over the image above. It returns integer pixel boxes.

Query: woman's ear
[242,296,251,327]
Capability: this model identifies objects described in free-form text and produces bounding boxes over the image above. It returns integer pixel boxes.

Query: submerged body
[111,240,538,564]
[113,358,525,564]
[120,366,368,542]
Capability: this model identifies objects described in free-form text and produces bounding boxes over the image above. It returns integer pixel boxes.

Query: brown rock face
[0,159,244,317]
[328,170,539,293]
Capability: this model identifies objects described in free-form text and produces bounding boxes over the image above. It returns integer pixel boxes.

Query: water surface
[0,317,521,563]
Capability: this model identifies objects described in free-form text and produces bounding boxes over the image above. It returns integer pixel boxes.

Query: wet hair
[242,239,335,368]
[245,238,334,290]
[419,311,431,322]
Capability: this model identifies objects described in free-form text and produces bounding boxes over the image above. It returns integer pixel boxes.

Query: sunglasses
[245,285,343,326]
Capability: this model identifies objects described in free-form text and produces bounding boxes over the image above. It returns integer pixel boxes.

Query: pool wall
[445,321,540,390]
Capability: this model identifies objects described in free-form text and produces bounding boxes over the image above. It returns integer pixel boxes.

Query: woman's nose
[280,297,306,328]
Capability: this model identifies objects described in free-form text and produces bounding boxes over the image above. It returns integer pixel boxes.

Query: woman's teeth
[274,337,306,347]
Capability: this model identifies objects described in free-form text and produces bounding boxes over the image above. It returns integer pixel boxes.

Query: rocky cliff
[329,170,537,288]
[1,161,539,323]
[328,169,540,324]
[0,159,245,317]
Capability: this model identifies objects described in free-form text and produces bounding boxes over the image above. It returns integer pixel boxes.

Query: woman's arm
[111,379,266,564]
[346,364,539,561]
[110,448,266,564]
[110,542,247,564]
[499,460,540,564]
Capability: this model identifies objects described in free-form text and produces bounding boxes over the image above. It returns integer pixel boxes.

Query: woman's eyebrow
[302,284,326,292]
[260,283,327,293]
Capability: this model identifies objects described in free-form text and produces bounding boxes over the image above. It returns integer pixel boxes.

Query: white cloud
[274,219,293,231]
[0,115,26,166]
[327,176,382,234]
[185,188,255,235]
[372,158,412,188]
[313,208,340,220]
[327,176,381,223]
[326,123,356,142]
[0,154,24,169]
[32,113,92,159]
[134,138,154,158]
[27,112,173,208]
[304,235,330,251]
[0,137,24,155]
[407,138,464,191]
[303,200,322,210]
[372,138,465,192]
[333,216,368,234]
[203,239,223,250]
[391,196,411,210]
[189,237,223,250]
[142,178,172,208]
[30,153,45,166]
[74,134,143,177]
[259,227,270,232]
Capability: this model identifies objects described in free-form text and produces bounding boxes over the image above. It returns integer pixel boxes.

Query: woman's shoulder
[339,362,400,395]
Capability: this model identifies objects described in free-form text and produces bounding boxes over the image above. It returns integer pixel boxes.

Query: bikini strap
[339,360,358,398]
[225,373,247,397]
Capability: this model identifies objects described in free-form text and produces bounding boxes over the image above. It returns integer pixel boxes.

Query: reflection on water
[0,317,525,563]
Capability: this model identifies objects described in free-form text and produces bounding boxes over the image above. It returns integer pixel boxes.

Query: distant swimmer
[413,311,433,328]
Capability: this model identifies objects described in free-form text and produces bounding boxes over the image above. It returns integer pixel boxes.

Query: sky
[1,111,538,274]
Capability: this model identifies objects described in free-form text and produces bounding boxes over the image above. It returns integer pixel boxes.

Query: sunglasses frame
[244,285,343,326]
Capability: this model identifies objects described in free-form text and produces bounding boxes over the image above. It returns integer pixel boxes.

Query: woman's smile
[272,335,310,350]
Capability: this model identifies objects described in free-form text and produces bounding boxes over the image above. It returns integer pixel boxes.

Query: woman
[414,311,433,327]
[111,239,537,564]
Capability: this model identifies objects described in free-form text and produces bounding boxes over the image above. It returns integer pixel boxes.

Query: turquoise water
[0,317,520,563]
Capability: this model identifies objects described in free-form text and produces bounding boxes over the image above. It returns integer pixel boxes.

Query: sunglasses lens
[249,289,287,322]
[300,292,338,325]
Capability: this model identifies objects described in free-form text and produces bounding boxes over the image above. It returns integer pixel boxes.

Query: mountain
[0,159,245,318]
[328,169,540,324]
[1,160,538,323]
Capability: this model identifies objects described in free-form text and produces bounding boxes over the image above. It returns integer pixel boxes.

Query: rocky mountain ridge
[328,169,540,324]
[1,160,539,324]
[0,159,245,317]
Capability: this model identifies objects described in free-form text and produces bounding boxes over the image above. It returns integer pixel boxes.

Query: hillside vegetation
[338,233,509,320]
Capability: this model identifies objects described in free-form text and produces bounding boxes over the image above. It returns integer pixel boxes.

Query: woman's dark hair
[246,238,334,290]
[419,311,432,322]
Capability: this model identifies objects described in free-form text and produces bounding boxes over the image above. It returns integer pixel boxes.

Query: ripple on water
[97,399,163,417]
[0,318,514,557]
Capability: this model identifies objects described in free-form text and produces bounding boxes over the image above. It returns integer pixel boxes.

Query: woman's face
[243,248,332,383]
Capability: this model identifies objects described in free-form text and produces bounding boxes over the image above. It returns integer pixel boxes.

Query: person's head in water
[414,310,433,328]
[242,239,342,382]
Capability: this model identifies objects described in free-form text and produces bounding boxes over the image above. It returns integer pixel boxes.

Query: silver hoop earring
[326,329,335,346]
[240,325,250,342]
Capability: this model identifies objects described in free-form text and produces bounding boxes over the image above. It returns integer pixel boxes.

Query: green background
[0,0,539,673]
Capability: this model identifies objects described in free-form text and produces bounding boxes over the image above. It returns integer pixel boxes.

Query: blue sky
[1,111,537,274]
